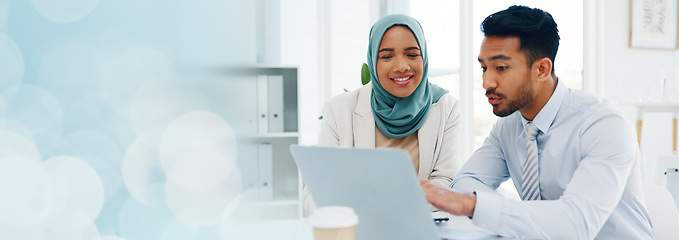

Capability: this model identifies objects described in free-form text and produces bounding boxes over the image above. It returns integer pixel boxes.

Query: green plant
[361,63,370,85]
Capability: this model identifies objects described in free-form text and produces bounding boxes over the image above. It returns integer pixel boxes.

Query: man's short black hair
[481,5,560,75]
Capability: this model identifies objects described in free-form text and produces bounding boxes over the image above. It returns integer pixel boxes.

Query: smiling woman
[303,14,463,216]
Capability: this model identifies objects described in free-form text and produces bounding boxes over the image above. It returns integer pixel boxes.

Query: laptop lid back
[290,145,440,240]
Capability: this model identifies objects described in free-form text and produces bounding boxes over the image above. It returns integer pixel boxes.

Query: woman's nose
[393,56,410,72]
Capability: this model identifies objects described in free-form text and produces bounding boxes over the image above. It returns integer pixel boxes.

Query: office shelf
[231,65,301,219]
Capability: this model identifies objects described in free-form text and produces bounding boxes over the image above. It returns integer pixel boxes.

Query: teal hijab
[368,14,448,139]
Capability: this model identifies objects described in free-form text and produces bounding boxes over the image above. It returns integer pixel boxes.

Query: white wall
[604,0,679,183]
[280,0,320,145]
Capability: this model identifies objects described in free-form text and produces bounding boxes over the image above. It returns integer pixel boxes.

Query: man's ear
[534,57,553,81]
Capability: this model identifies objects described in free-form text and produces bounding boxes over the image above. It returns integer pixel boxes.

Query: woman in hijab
[304,14,462,215]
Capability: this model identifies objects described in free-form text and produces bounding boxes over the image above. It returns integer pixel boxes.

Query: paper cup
[309,206,359,240]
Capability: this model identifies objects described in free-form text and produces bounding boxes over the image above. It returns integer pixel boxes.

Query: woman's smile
[391,75,413,86]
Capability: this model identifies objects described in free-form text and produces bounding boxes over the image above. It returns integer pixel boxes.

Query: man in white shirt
[420,5,653,239]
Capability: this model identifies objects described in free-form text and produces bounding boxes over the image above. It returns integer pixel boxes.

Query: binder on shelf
[258,143,273,201]
[268,75,285,133]
[237,144,258,198]
[257,75,269,134]
[666,168,679,209]
[243,76,259,134]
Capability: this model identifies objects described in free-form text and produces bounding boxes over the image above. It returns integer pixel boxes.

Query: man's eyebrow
[378,48,394,53]
[478,55,511,63]
[490,55,511,60]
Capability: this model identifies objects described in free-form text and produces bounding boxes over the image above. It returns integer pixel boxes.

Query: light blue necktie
[522,122,541,201]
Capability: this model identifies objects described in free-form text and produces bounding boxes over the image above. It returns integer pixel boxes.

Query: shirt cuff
[451,177,496,194]
[471,190,503,230]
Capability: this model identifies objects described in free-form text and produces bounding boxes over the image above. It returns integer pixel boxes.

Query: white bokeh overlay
[158,111,238,192]
[36,43,100,108]
[0,224,45,240]
[30,0,98,23]
[117,183,172,239]
[0,156,54,228]
[165,169,242,227]
[0,0,8,29]
[3,85,63,155]
[122,134,165,207]
[0,33,24,96]
[129,83,209,137]
[42,156,104,239]
[159,111,241,227]
[100,45,176,117]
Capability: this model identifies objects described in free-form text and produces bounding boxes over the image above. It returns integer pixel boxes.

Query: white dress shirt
[452,79,653,239]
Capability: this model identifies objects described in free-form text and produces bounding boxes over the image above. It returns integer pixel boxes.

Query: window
[411,0,461,98]
[326,0,374,96]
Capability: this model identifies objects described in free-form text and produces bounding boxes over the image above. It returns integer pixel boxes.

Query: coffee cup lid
[309,206,359,228]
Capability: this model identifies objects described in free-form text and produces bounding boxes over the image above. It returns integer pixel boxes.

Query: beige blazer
[304,84,462,215]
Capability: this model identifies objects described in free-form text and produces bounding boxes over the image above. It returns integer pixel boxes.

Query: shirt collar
[520,78,566,134]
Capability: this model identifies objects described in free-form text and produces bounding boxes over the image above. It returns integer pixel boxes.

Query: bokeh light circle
[62,94,116,136]
[60,130,123,164]
[43,220,100,240]
[0,224,45,240]
[0,33,24,94]
[51,130,124,201]
[36,43,99,108]
[129,83,208,137]
[30,0,98,23]
[160,219,199,240]
[42,156,104,237]
[165,169,241,227]
[0,0,8,29]
[118,183,172,239]
[122,134,165,206]
[0,129,40,162]
[158,111,238,192]
[3,85,63,155]
[100,45,175,117]
[0,156,54,227]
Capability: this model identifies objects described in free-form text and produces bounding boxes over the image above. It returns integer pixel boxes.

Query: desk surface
[221,213,509,240]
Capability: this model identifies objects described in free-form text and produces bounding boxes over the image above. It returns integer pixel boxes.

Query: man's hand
[420,179,477,218]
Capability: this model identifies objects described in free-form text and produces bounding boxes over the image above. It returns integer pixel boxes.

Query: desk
[436,214,506,239]
[623,102,679,150]
[220,214,508,240]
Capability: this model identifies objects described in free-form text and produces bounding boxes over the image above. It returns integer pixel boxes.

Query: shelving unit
[229,65,302,219]
[622,102,679,187]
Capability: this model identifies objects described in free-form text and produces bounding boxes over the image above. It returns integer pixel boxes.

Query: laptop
[289,145,440,240]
